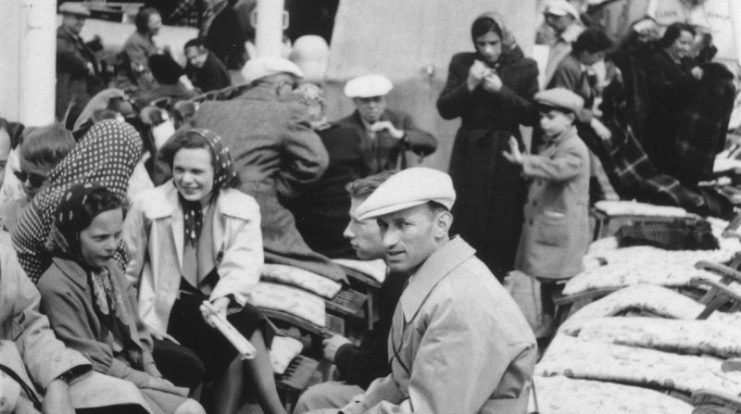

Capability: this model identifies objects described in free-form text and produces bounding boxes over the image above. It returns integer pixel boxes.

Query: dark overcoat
[436,48,539,277]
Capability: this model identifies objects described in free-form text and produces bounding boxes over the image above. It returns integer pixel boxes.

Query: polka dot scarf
[12,120,142,283]
[180,128,237,246]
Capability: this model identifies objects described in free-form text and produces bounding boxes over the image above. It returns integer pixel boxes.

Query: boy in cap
[309,167,535,414]
[503,87,590,337]
[339,75,437,174]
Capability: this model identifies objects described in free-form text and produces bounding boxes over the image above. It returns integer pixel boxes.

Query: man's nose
[381,228,399,248]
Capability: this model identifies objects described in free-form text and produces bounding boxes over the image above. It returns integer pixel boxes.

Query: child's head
[51,183,124,270]
[534,88,583,138]
[18,124,75,200]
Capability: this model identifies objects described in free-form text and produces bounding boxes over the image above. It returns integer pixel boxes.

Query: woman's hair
[160,129,212,167]
[572,28,614,56]
[56,187,123,254]
[659,22,695,49]
[135,6,160,34]
[470,16,503,44]
[20,124,76,167]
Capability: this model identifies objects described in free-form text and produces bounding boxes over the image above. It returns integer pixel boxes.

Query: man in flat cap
[191,57,345,282]
[339,75,437,174]
[308,167,536,414]
[56,2,104,123]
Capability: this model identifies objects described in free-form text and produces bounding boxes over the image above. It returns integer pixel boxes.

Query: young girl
[123,128,285,414]
[38,183,204,414]
[503,87,591,337]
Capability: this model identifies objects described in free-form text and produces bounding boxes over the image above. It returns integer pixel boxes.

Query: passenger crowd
[0,0,737,413]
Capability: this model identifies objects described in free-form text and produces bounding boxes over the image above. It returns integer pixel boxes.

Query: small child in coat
[503,87,591,338]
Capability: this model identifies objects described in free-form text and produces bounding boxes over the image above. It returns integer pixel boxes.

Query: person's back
[192,63,343,281]
[193,83,326,191]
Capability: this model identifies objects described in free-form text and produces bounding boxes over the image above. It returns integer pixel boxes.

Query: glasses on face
[13,170,47,188]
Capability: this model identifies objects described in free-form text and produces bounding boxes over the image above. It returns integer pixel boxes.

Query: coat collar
[542,124,578,152]
[51,257,90,289]
[144,181,251,221]
[400,237,476,321]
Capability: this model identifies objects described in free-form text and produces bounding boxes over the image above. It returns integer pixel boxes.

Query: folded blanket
[252,282,326,327]
[578,317,741,359]
[537,335,741,395]
[533,375,693,414]
[261,264,342,299]
[332,258,386,284]
[594,200,689,217]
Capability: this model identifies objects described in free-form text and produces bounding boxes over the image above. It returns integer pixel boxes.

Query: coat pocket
[533,209,568,247]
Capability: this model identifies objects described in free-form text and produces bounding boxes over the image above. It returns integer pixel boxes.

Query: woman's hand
[502,137,523,165]
[147,324,181,345]
[201,297,230,328]
[481,72,503,93]
[467,60,489,91]
[144,362,163,378]
[42,379,75,414]
[691,66,704,80]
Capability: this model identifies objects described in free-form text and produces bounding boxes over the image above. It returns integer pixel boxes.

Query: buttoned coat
[337,110,437,174]
[515,126,591,280]
[192,84,345,282]
[341,237,536,414]
[122,182,263,334]
[38,258,158,382]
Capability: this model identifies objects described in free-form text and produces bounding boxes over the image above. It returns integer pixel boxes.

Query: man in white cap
[56,2,104,122]
[308,167,536,414]
[191,56,346,282]
[540,0,584,87]
[339,75,437,174]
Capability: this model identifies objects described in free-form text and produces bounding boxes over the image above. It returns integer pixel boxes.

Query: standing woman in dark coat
[437,12,539,278]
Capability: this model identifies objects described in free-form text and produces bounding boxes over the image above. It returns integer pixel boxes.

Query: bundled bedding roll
[533,375,693,414]
[537,335,741,395]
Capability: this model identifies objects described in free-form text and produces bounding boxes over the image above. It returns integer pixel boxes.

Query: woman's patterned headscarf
[291,83,331,131]
[12,120,142,283]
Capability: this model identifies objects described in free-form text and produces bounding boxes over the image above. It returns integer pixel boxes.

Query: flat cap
[59,2,91,17]
[534,88,584,114]
[544,0,580,19]
[344,75,393,98]
[356,167,456,220]
[241,56,304,84]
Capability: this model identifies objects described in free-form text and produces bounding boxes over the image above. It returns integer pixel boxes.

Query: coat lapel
[399,237,476,323]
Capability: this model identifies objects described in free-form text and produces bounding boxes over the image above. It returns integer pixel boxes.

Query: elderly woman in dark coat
[437,12,538,278]
[642,22,735,187]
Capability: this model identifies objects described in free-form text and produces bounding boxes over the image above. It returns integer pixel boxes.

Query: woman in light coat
[123,128,285,414]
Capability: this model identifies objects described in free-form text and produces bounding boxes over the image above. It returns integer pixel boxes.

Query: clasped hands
[369,121,405,139]
[467,60,502,92]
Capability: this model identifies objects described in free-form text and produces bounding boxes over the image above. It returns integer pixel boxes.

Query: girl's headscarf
[472,12,523,64]
[171,128,238,246]
[12,120,142,283]
[46,182,129,320]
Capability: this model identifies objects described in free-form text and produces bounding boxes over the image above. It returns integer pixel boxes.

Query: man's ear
[435,211,453,239]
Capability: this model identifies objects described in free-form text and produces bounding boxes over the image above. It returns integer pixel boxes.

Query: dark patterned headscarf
[46,182,129,320]
[163,128,237,246]
[12,120,142,283]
